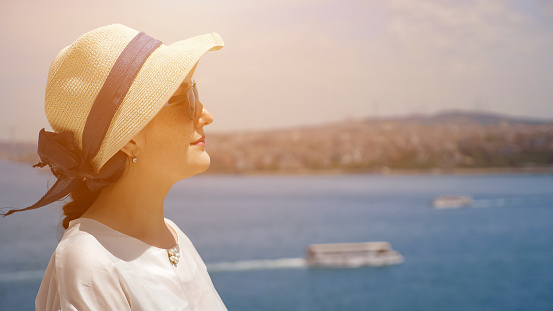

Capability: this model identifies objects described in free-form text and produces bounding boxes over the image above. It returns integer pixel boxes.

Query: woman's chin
[175,152,211,180]
[193,153,211,174]
[197,160,211,174]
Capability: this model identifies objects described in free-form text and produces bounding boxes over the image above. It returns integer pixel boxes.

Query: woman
[1,24,227,310]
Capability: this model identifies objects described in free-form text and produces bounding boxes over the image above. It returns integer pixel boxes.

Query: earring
[132,157,138,163]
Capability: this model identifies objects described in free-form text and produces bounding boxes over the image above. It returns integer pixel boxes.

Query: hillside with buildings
[206,111,553,174]
[2,111,553,174]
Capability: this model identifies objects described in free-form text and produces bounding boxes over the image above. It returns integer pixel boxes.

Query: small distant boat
[433,195,473,209]
[306,242,404,268]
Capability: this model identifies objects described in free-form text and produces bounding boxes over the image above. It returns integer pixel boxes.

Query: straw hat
[46,23,224,171]
[1,24,224,216]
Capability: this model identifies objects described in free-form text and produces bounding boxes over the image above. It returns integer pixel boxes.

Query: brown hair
[61,182,101,229]
[60,155,131,229]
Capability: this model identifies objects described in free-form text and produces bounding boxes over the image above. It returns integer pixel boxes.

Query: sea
[0,159,552,311]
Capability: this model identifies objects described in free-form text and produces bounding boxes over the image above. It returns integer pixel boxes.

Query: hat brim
[94,32,224,170]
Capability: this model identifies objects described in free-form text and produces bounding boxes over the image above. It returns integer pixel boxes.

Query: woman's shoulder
[38,219,134,310]
[54,218,119,270]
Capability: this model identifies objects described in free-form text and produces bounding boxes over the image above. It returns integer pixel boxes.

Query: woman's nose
[197,106,213,127]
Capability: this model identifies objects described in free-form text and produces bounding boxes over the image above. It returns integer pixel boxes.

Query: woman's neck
[81,165,178,249]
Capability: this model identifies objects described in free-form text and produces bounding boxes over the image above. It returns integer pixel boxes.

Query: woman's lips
[191,136,206,147]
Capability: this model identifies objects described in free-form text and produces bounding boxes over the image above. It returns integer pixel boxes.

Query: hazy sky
[1,0,552,141]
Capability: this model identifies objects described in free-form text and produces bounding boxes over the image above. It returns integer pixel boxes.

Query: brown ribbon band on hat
[83,32,162,162]
[2,32,162,217]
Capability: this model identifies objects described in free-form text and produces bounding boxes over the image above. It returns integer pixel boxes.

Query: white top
[35,217,227,311]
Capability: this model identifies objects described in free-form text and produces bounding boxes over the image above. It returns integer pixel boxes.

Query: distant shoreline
[203,166,553,176]
[2,110,553,176]
[3,158,552,177]
[5,162,553,178]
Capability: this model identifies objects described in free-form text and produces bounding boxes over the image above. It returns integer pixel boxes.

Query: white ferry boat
[433,195,473,209]
[306,242,404,268]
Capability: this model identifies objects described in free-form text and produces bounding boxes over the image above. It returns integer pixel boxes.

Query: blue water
[1,160,552,310]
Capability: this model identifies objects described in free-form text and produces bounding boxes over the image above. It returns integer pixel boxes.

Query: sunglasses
[167,80,199,119]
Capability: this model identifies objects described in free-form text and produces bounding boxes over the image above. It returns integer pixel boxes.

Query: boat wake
[435,196,553,209]
[206,257,308,272]
[0,270,44,282]
[471,197,543,208]
[0,258,308,282]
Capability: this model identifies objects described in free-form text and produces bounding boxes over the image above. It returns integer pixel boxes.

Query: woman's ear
[120,139,139,158]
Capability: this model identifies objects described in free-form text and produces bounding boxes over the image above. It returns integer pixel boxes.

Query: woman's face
[134,70,214,183]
